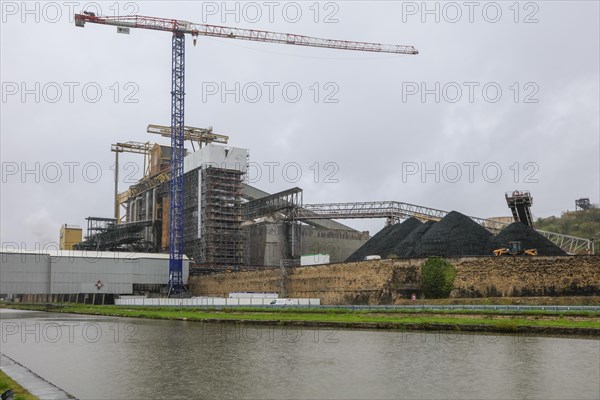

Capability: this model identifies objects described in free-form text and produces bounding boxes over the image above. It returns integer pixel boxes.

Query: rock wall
[190,256,600,304]
[452,256,600,298]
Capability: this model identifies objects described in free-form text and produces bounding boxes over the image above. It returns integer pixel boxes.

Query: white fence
[116,296,320,306]
[228,292,279,299]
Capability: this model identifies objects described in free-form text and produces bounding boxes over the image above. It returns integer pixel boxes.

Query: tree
[421,257,456,298]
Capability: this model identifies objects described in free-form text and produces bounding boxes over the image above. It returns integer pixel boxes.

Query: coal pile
[374,218,423,258]
[345,210,568,262]
[392,220,435,258]
[346,218,422,261]
[412,211,493,257]
[345,223,395,262]
[487,222,567,255]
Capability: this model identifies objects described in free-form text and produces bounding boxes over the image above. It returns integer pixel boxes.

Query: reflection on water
[1,309,599,400]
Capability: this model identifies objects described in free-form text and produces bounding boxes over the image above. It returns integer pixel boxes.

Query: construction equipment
[506,190,534,227]
[493,241,538,256]
[147,124,228,151]
[111,142,153,222]
[74,13,418,296]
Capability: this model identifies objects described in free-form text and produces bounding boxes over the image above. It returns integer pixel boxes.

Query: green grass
[4,303,599,332]
[5,303,598,317]
[0,370,38,400]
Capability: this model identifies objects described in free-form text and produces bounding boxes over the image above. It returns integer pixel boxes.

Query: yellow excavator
[494,241,538,256]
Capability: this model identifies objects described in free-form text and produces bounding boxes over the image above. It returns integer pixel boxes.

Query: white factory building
[0,249,189,299]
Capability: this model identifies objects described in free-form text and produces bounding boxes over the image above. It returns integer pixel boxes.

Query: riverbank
[3,303,600,337]
[0,351,74,400]
[389,296,600,305]
[0,369,37,400]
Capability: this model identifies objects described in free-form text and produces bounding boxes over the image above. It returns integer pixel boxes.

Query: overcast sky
[1,0,599,247]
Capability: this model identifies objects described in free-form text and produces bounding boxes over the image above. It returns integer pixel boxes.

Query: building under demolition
[75,140,369,274]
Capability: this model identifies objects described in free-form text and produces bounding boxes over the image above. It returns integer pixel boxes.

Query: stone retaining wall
[190,256,600,304]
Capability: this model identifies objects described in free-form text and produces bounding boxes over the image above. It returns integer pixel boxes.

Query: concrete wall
[247,222,301,266]
[301,226,369,263]
[190,256,600,304]
[246,221,368,266]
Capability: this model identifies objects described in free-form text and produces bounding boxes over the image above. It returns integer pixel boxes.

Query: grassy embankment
[388,296,600,306]
[0,370,37,400]
[3,303,599,335]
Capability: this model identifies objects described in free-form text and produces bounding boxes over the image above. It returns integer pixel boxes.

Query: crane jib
[74,14,418,54]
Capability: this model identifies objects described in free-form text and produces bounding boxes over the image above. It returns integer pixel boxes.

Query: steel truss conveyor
[292,201,594,255]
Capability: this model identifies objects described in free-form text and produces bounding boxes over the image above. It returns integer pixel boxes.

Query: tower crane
[74,12,419,296]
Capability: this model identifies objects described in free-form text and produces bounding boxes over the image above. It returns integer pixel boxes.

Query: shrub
[421,257,456,298]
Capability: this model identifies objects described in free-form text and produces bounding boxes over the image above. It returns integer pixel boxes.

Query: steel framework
[168,32,186,295]
[111,141,153,222]
[74,14,419,55]
[244,187,303,220]
[294,201,504,231]
[76,219,153,251]
[84,217,117,240]
[505,190,534,227]
[537,230,595,255]
[147,124,229,151]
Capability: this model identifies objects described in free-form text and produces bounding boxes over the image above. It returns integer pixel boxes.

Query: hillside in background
[535,207,600,241]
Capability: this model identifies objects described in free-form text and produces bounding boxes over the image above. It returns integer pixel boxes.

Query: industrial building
[3,138,593,301]
[70,131,594,279]
[75,131,371,274]
[56,13,592,295]
[0,249,189,301]
[59,224,83,250]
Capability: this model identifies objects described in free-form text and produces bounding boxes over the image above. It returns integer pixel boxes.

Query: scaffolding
[199,166,245,269]
[183,169,201,262]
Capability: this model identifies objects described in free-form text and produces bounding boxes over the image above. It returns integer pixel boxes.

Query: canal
[1,309,599,399]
